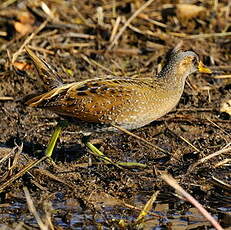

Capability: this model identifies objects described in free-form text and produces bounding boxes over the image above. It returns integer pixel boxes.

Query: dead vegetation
[0,0,230,229]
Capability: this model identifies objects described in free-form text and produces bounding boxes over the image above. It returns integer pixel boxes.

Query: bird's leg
[82,135,123,169]
[45,120,68,157]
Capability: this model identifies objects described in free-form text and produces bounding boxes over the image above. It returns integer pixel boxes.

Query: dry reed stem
[161,172,224,230]
[23,187,48,230]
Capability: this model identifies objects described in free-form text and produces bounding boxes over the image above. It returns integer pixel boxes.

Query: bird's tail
[25,46,63,90]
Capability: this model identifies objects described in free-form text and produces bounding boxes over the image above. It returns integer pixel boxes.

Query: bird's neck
[156,66,187,90]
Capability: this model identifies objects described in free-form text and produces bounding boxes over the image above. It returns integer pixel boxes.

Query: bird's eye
[192,56,198,66]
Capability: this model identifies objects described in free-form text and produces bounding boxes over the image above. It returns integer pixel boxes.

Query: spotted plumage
[25,47,211,130]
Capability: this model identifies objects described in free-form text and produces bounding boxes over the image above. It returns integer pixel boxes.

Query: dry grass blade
[73,6,93,27]
[170,31,231,39]
[0,97,14,101]
[34,168,77,189]
[9,143,23,171]
[112,124,171,155]
[23,187,48,230]
[211,176,231,189]
[27,45,55,54]
[43,201,55,230]
[136,191,159,223]
[160,172,224,230]
[166,127,200,152]
[0,147,15,165]
[0,0,18,8]
[138,14,167,28]
[178,135,200,152]
[0,156,47,193]
[110,16,121,42]
[212,75,231,79]
[215,158,231,168]
[206,117,231,137]
[52,42,95,49]
[108,0,155,49]
[188,145,231,173]
[0,145,23,183]
[80,54,116,75]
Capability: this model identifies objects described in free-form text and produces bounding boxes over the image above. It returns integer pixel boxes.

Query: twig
[170,31,231,39]
[0,156,47,193]
[12,20,48,63]
[80,54,116,75]
[27,45,54,55]
[112,124,171,155]
[52,42,95,49]
[188,145,231,173]
[166,127,200,152]
[108,0,155,49]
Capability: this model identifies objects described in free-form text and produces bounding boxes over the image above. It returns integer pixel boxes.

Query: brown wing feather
[26,78,140,123]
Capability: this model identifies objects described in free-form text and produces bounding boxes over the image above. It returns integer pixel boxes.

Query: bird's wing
[26,78,145,123]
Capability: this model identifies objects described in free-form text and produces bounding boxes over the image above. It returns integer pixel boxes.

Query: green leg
[85,141,122,168]
[44,122,146,169]
[45,120,68,157]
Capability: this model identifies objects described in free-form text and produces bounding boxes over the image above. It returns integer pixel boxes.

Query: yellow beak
[198,61,212,74]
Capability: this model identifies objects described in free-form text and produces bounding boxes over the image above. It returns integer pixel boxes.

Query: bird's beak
[198,61,212,74]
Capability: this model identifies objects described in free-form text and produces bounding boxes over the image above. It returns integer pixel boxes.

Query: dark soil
[0,0,230,229]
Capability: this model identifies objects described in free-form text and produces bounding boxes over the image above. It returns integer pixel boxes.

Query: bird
[24,46,211,132]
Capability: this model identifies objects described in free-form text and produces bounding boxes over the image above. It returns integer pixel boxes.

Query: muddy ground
[0,0,230,229]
